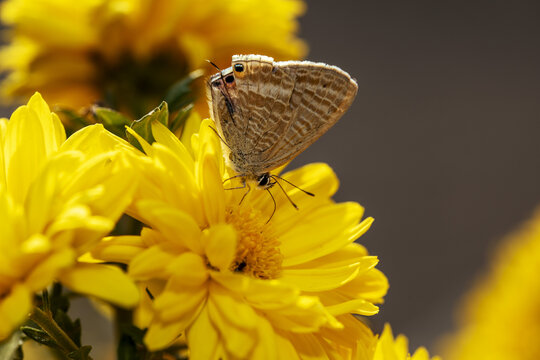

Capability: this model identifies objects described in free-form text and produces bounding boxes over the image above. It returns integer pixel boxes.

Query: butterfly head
[255,173,275,190]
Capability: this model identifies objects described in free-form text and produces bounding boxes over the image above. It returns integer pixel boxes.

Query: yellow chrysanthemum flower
[0,0,306,114]
[92,117,388,359]
[374,324,441,360]
[0,92,139,340]
[441,208,540,360]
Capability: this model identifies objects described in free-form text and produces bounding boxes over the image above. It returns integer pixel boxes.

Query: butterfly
[207,54,358,212]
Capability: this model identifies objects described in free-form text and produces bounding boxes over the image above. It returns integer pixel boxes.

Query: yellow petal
[24,152,82,235]
[338,268,389,303]
[64,124,139,157]
[250,317,279,360]
[27,92,65,155]
[280,265,361,292]
[179,112,202,156]
[198,145,226,226]
[154,283,207,321]
[0,283,32,340]
[91,236,146,263]
[129,245,179,279]
[149,145,203,223]
[374,324,401,360]
[196,119,225,225]
[4,104,47,203]
[25,248,76,291]
[411,347,431,360]
[166,252,208,287]
[207,287,257,358]
[59,152,137,222]
[208,281,257,330]
[281,250,379,292]
[263,295,338,333]
[202,224,237,271]
[135,200,202,253]
[281,333,327,359]
[326,299,379,316]
[145,318,187,351]
[58,263,139,308]
[186,306,221,360]
[151,121,194,169]
[280,203,372,266]
[124,126,154,156]
[274,332,301,360]
[280,162,339,201]
[20,233,51,254]
[212,272,298,310]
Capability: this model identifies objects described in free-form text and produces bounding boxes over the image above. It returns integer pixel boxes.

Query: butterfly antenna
[270,175,315,197]
[266,188,277,224]
[208,125,232,150]
[272,177,299,210]
[206,60,221,71]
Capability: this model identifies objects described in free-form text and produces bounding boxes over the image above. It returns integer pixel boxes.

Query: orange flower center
[226,206,283,279]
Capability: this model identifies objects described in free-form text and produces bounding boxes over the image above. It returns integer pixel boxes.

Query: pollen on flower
[226,206,283,279]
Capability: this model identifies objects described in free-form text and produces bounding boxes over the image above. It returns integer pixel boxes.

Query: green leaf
[92,107,132,137]
[126,101,169,151]
[119,324,146,345]
[54,108,92,137]
[164,69,204,113]
[117,334,139,360]
[0,331,23,360]
[117,324,145,360]
[169,104,193,134]
[49,283,69,314]
[54,310,82,347]
[67,345,92,360]
[21,326,60,350]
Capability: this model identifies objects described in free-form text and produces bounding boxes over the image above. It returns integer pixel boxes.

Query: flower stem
[28,307,79,354]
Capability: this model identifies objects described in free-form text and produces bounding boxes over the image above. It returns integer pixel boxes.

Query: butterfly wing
[233,55,358,173]
[207,55,357,175]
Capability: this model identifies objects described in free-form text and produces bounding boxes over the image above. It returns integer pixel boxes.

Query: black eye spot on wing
[212,81,220,87]
[234,63,244,72]
[225,75,235,83]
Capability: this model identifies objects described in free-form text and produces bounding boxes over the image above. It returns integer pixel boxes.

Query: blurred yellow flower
[93,117,388,359]
[0,0,306,114]
[374,324,441,360]
[441,208,540,360]
[0,92,139,340]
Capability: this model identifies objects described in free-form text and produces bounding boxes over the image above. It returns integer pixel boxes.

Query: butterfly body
[207,54,358,188]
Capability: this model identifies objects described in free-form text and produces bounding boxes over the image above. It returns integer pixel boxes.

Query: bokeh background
[1,0,539,357]
[292,0,540,352]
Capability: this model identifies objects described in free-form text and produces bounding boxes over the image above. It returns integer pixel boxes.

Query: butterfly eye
[257,173,271,187]
[234,63,244,72]
[225,75,235,84]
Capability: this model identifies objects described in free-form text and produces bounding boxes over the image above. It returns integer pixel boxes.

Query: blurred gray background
[293,0,540,352]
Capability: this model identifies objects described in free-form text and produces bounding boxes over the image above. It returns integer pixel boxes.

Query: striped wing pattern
[207,54,358,175]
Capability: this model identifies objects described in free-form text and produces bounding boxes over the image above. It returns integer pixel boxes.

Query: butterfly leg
[272,178,298,210]
[223,174,245,187]
[270,175,315,197]
[239,183,251,205]
[265,188,277,224]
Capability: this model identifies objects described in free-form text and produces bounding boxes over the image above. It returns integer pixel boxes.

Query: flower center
[226,206,283,279]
